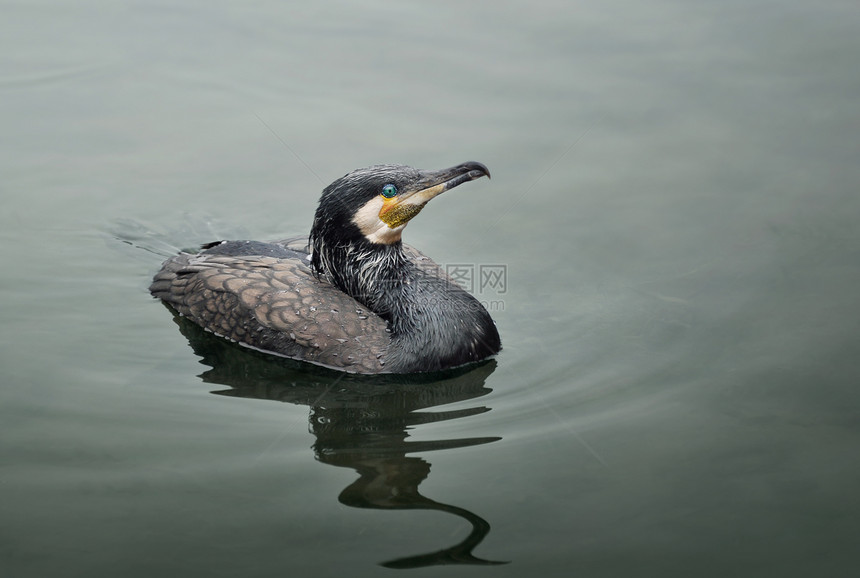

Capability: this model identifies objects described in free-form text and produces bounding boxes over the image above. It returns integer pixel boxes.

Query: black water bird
[150,162,501,374]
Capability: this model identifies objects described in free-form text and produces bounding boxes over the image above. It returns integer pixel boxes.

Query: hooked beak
[379,161,491,228]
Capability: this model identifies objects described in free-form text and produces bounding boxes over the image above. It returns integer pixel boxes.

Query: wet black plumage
[149,162,501,374]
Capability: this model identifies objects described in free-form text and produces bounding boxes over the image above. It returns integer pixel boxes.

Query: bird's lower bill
[379,200,425,228]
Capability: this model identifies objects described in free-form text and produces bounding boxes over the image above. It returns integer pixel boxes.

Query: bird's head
[310,161,490,274]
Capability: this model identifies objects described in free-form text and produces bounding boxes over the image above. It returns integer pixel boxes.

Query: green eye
[381,184,397,198]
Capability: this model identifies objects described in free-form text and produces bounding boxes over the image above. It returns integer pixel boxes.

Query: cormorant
[150,162,501,374]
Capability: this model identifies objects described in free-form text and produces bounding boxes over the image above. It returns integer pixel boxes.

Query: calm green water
[2,1,859,576]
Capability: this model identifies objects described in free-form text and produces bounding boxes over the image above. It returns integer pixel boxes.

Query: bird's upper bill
[353,161,491,244]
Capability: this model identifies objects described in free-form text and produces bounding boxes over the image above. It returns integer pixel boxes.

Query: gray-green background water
[2,1,859,576]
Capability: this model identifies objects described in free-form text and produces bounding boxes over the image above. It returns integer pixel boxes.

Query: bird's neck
[313,239,500,372]
[313,239,409,312]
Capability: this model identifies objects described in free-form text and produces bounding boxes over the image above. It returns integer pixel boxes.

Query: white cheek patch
[352,197,405,244]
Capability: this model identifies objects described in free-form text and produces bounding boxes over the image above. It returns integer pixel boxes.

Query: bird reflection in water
[172,313,508,568]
